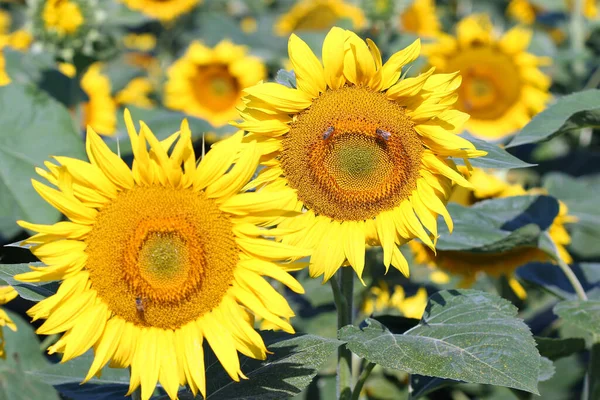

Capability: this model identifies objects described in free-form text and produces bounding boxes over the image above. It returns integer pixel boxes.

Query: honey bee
[376,128,391,141]
[136,297,146,316]
[322,126,335,140]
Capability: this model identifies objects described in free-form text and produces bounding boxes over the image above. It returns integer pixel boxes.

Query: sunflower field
[1,0,600,399]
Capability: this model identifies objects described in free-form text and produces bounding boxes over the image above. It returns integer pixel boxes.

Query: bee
[376,128,391,141]
[136,297,146,316]
[322,126,335,140]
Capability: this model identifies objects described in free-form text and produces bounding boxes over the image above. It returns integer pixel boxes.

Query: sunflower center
[446,47,521,120]
[191,65,240,113]
[281,86,423,221]
[85,186,238,329]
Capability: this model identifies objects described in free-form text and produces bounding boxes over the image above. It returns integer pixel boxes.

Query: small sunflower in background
[424,15,551,141]
[42,0,84,37]
[0,7,33,52]
[30,0,95,54]
[0,286,18,358]
[399,0,441,38]
[119,0,201,23]
[16,111,307,400]
[362,281,427,319]
[164,40,266,127]
[80,63,117,136]
[410,168,576,299]
[511,0,599,21]
[275,0,366,36]
[236,27,486,282]
[115,77,155,109]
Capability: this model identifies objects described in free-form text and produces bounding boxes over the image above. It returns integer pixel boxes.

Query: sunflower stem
[330,267,355,400]
[570,0,586,78]
[351,362,375,400]
[550,236,588,301]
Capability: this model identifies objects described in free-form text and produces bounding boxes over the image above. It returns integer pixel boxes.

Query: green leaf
[0,83,85,238]
[32,350,131,386]
[1,311,60,400]
[106,106,235,155]
[517,262,600,300]
[199,333,341,399]
[587,342,600,400]
[534,337,586,361]
[507,89,600,148]
[554,300,600,335]
[538,357,555,382]
[340,290,541,394]
[435,195,559,253]
[3,311,130,390]
[455,133,534,169]
[0,263,58,301]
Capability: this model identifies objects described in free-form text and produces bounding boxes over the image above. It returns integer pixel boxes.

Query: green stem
[351,362,375,400]
[330,267,354,400]
[584,339,600,400]
[570,0,586,77]
[551,237,588,301]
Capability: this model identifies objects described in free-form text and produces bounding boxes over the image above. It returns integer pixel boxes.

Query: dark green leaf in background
[0,263,58,302]
[192,333,342,400]
[507,89,600,148]
[0,83,85,238]
[1,311,60,400]
[340,290,541,394]
[455,133,535,169]
[554,300,600,335]
[435,195,559,254]
[534,337,586,361]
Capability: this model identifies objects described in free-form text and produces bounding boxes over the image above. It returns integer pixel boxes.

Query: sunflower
[399,0,441,38]
[16,111,306,400]
[122,33,156,52]
[42,0,84,37]
[164,40,266,127]
[0,8,33,51]
[115,77,155,109]
[274,0,366,36]
[0,286,18,359]
[410,168,576,299]
[424,15,551,140]
[506,0,540,24]
[235,27,486,282]
[362,281,427,319]
[119,0,201,23]
[80,63,117,136]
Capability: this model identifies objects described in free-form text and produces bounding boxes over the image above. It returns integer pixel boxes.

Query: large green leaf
[554,300,600,335]
[455,133,534,169]
[1,311,60,400]
[0,83,85,238]
[31,350,130,387]
[435,195,559,253]
[340,290,541,394]
[506,89,600,148]
[188,333,341,400]
[0,263,58,301]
